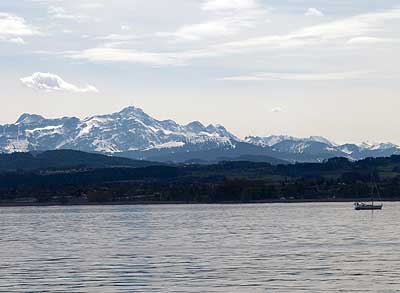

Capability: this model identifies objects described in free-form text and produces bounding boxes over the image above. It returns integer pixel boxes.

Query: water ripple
[0,203,400,292]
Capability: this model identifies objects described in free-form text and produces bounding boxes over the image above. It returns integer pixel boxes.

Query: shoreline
[0,198,398,207]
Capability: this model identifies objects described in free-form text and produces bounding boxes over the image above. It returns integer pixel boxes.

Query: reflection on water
[0,203,399,292]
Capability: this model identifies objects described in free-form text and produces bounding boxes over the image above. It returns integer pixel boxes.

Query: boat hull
[354,204,383,210]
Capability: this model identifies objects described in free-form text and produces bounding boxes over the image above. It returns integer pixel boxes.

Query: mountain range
[1,106,399,164]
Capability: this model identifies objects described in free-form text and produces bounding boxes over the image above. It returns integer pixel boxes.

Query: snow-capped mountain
[338,142,400,160]
[245,135,400,162]
[0,106,237,155]
[1,106,399,163]
[245,135,336,148]
[245,135,343,162]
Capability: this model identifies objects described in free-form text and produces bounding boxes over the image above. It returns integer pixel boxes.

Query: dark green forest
[1,151,400,204]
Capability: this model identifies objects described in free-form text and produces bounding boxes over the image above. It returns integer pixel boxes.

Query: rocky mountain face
[1,106,399,163]
[0,106,237,155]
[245,135,400,162]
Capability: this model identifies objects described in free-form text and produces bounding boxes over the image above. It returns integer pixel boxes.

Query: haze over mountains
[0,106,399,164]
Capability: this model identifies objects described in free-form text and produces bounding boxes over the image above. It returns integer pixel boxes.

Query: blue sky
[0,0,399,143]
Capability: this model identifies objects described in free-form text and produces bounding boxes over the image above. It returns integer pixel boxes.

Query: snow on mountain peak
[2,106,400,162]
[186,121,206,132]
[244,135,334,147]
[308,136,336,146]
[1,106,237,154]
[358,141,399,150]
[119,105,143,114]
[16,113,45,124]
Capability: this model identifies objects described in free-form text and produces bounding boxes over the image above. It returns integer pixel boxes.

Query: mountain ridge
[1,106,399,163]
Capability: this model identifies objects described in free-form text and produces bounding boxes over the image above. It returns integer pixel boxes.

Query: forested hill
[0,150,157,172]
[1,153,400,204]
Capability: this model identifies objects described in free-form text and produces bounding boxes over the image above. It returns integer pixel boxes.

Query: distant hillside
[2,155,400,205]
[0,150,157,172]
[120,142,289,165]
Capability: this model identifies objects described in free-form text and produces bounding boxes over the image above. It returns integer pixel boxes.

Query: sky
[0,0,400,144]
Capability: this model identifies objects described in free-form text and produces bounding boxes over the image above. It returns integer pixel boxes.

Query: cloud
[157,20,236,41]
[220,71,369,81]
[346,36,397,45]
[0,12,39,43]
[305,8,324,17]
[28,0,64,2]
[79,3,104,9]
[48,6,94,22]
[216,7,400,52]
[202,0,258,12]
[121,25,131,31]
[20,72,98,93]
[8,37,26,45]
[48,6,75,20]
[68,48,178,66]
[68,45,224,66]
[65,7,400,66]
[157,0,265,41]
[95,34,135,41]
[270,107,283,113]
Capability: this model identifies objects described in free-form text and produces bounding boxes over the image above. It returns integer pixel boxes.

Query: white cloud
[220,71,369,81]
[68,46,225,66]
[28,0,64,3]
[68,48,177,66]
[217,7,400,52]
[65,7,400,66]
[79,3,104,9]
[270,107,283,113]
[48,6,74,19]
[95,34,135,41]
[157,0,265,41]
[202,0,258,12]
[121,25,131,31]
[0,12,38,43]
[8,37,26,45]
[305,8,324,17]
[48,6,94,22]
[157,20,235,41]
[346,36,397,45]
[20,72,99,93]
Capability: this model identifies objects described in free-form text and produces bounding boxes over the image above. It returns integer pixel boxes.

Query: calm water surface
[1,203,400,292]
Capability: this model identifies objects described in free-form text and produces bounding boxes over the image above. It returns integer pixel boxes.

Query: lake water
[0,203,400,292]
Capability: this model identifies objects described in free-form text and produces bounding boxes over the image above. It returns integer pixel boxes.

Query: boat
[354,183,383,210]
[354,202,383,210]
